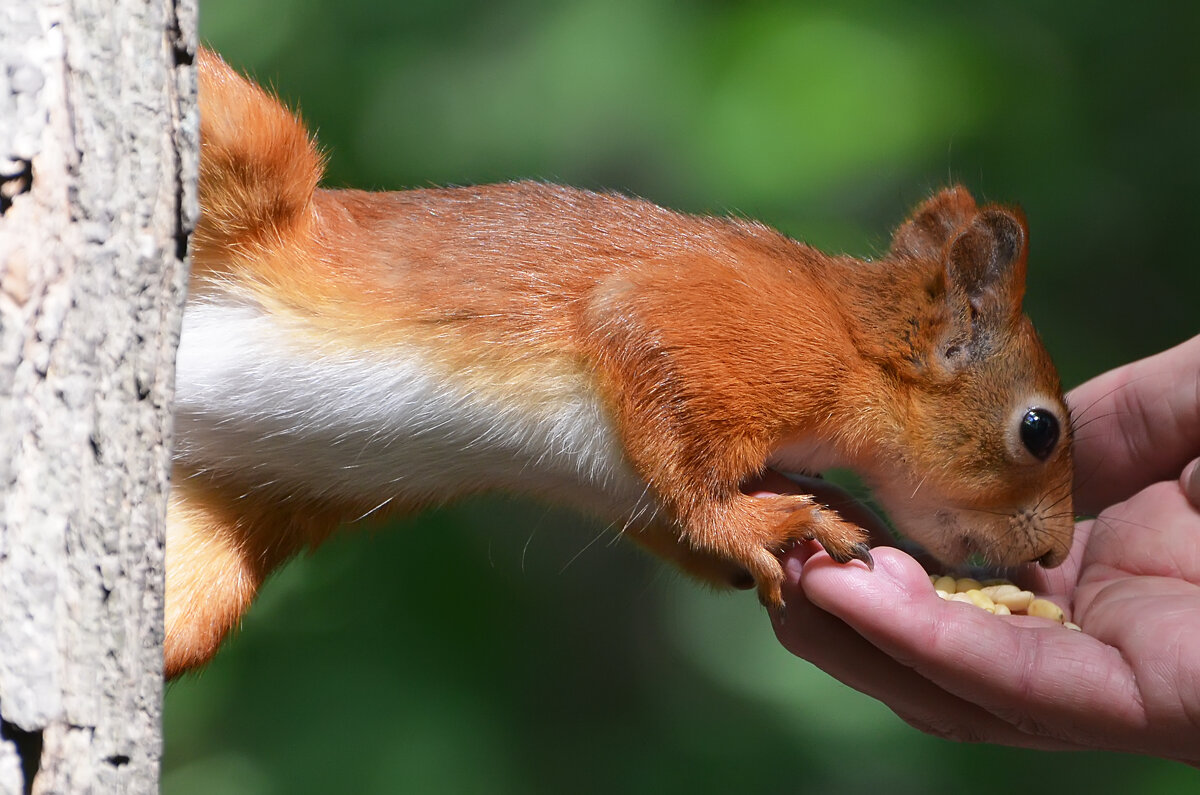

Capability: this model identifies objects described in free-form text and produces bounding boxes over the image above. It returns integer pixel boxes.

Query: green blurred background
[167,1,1199,792]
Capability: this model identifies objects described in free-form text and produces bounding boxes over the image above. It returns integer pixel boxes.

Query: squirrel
[166,48,1074,678]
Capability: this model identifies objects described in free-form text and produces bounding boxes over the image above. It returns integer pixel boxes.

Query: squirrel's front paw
[737,546,787,611]
[706,494,874,610]
[761,492,875,563]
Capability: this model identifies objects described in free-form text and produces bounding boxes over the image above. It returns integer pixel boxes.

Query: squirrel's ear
[934,207,1029,368]
[944,206,1028,329]
[889,186,978,261]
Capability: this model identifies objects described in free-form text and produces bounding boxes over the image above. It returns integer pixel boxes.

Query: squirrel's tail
[193,48,324,274]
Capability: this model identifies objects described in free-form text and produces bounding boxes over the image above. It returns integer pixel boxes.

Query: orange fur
[169,49,1074,678]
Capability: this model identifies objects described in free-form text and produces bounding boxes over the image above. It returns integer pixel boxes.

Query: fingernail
[1183,457,1200,509]
[783,555,804,582]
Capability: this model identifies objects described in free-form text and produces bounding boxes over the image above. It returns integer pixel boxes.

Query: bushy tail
[193,48,324,273]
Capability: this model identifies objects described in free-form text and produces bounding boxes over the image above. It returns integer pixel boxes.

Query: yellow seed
[963,589,996,611]
[993,589,1035,612]
[955,577,983,593]
[981,583,1021,600]
[1027,598,1065,622]
[1064,621,1082,632]
[927,572,1070,623]
[933,575,958,594]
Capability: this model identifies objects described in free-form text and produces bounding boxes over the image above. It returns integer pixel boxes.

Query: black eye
[1019,408,1060,461]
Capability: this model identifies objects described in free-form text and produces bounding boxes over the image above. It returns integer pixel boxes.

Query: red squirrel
[167,49,1074,677]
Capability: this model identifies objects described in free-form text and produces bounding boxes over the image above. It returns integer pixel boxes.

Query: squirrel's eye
[1019,408,1060,461]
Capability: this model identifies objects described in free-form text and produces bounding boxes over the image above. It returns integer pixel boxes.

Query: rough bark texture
[0,0,196,792]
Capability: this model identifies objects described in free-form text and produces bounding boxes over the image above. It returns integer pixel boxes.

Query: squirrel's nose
[1034,546,1067,569]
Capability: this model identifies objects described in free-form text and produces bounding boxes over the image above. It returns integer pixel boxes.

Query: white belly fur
[174,298,653,520]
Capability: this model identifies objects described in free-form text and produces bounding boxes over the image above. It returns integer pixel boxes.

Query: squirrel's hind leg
[164,477,328,678]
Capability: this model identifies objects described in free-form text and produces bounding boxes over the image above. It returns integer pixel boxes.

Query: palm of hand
[773,335,1200,766]
[774,478,1200,766]
[1047,483,1200,761]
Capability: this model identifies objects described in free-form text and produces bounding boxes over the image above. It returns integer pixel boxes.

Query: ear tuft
[889,186,978,261]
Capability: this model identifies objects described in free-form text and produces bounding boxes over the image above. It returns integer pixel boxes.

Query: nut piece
[1027,598,1066,622]
[980,583,1020,600]
[930,574,1073,628]
[993,589,1036,613]
[962,589,996,612]
[955,577,983,593]
[933,575,958,594]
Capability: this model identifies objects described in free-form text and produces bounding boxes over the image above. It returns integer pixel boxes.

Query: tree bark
[0,0,196,792]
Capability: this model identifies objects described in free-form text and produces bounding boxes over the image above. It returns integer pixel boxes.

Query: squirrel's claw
[826,540,875,570]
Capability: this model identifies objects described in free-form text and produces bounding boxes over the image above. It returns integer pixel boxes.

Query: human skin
[771,334,1200,767]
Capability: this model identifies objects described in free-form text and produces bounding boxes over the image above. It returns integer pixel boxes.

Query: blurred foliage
[168,1,1198,792]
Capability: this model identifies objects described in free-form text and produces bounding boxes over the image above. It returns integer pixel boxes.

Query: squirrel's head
[856,187,1074,569]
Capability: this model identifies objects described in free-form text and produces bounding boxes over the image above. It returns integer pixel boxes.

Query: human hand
[771,335,1200,766]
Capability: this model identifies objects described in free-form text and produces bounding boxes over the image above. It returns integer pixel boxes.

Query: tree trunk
[0,0,196,792]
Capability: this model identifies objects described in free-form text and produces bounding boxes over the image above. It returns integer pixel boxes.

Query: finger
[1182,457,1200,510]
[1076,480,1200,587]
[1068,334,1200,515]
[801,548,1149,750]
[773,548,1089,751]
